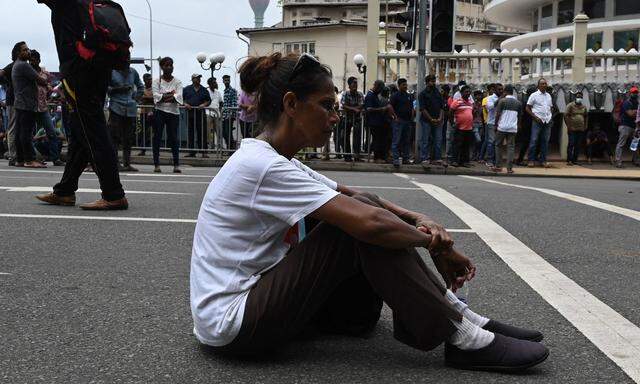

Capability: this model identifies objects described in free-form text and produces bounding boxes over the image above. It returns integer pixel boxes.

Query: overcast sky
[0,0,282,88]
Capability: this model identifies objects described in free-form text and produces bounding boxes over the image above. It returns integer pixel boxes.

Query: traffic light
[429,0,455,53]
[396,0,418,50]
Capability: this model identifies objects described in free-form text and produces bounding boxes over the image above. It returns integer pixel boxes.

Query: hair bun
[239,53,283,94]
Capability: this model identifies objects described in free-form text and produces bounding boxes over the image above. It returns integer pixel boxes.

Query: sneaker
[444,334,549,372]
[153,166,162,173]
[122,165,139,172]
[173,167,182,174]
[52,160,66,167]
[8,159,16,167]
[543,162,552,168]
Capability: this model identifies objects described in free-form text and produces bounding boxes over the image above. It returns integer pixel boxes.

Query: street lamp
[353,54,367,94]
[197,52,226,79]
[145,0,153,79]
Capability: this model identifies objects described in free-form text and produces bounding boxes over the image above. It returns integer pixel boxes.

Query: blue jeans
[446,122,457,162]
[419,119,442,161]
[528,120,552,163]
[36,110,60,161]
[392,120,411,163]
[480,123,496,164]
[567,130,585,163]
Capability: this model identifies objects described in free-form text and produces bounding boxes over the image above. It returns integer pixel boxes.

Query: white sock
[449,317,495,351]
[445,290,490,327]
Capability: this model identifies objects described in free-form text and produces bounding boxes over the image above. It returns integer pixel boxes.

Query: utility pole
[415,0,428,159]
[367,0,381,86]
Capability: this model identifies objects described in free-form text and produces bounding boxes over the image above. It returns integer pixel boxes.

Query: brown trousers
[212,196,461,356]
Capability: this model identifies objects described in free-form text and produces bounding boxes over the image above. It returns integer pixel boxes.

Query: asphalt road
[0,163,638,383]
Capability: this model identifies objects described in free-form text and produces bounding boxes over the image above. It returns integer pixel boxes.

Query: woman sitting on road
[190,53,549,372]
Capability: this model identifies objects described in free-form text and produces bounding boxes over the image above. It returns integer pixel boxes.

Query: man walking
[221,74,238,150]
[526,78,554,168]
[35,0,128,210]
[493,85,522,173]
[341,77,364,162]
[389,78,414,167]
[183,74,211,158]
[418,75,444,164]
[449,86,474,167]
[564,91,588,166]
[615,86,640,168]
[107,64,144,172]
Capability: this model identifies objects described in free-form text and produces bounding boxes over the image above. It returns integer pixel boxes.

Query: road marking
[406,179,640,382]
[0,213,198,224]
[0,212,473,233]
[0,273,12,276]
[0,186,189,195]
[0,169,214,179]
[349,185,422,190]
[462,176,640,222]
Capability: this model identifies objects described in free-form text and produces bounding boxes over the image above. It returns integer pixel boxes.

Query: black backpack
[75,0,133,69]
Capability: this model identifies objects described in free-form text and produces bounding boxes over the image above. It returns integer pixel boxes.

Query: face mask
[576,98,583,104]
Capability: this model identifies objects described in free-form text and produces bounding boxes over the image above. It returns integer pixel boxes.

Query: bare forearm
[361,208,432,249]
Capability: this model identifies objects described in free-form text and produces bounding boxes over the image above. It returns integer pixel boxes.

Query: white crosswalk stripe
[397,175,640,382]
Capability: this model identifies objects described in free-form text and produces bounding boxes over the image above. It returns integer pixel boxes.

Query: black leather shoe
[445,334,549,372]
[483,320,543,342]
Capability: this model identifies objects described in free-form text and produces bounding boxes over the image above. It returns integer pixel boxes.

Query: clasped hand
[416,218,476,292]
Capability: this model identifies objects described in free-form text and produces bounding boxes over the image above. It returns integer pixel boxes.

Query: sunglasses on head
[289,53,321,82]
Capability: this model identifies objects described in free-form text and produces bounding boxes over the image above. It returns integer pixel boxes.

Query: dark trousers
[370,124,389,160]
[342,117,362,160]
[15,109,37,163]
[187,109,207,155]
[108,112,136,167]
[137,111,154,150]
[152,110,180,166]
[222,118,236,150]
[455,129,474,165]
[36,111,60,161]
[240,120,255,139]
[567,130,585,163]
[211,195,460,356]
[53,65,124,201]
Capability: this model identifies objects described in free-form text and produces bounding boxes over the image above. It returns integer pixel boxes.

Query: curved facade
[485,0,640,52]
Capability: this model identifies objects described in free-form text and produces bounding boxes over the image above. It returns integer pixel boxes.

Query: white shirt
[190,139,339,346]
[207,88,222,118]
[153,76,183,115]
[527,90,553,123]
[453,91,474,103]
[496,95,520,133]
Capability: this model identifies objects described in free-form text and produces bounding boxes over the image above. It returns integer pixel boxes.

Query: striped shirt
[495,95,522,133]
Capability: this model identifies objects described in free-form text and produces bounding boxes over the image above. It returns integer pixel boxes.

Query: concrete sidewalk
[132,154,640,181]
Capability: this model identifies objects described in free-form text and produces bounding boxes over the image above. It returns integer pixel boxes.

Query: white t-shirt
[190,139,340,346]
[153,77,183,115]
[527,90,553,123]
[207,88,222,118]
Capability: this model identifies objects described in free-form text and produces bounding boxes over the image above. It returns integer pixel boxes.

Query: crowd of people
[2,46,640,173]
[331,76,640,171]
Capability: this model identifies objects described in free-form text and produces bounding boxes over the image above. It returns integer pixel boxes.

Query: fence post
[572,13,589,84]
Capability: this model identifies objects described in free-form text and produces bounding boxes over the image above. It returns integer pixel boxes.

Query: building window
[557,36,572,69]
[532,8,539,32]
[540,4,553,30]
[540,40,551,73]
[284,41,317,56]
[586,32,604,67]
[615,1,640,16]
[614,30,639,51]
[582,0,605,19]
[557,0,574,25]
[272,43,282,53]
[292,20,297,26]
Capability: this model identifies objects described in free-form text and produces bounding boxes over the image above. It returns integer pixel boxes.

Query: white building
[238,0,518,90]
[485,0,640,53]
